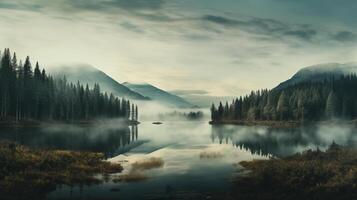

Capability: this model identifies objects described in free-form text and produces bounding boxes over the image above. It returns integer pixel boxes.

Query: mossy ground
[0,141,123,200]
[233,143,357,200]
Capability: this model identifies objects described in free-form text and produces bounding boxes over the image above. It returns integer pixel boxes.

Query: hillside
[50,64,149,100]
[0,49,136,122]
[211,64,357,123]
[123,82,194,108]
[275,63,357,90]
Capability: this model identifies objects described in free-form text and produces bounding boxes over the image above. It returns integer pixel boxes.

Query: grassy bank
[233,143,357,200]
[209,120,301,128]
[0,141,123,200]
[114,157,164,183]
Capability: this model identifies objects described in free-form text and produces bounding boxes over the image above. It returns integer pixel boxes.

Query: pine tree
[34,62,41,80]
[211,104,217,121]
[131,104,135,121]
[276,91,288,120]
[135,105,138,121]
[325,90,338,118]
[263,93,275,120]
[210,73,357,122]
[0,49,138,122]
[218,102,224,121]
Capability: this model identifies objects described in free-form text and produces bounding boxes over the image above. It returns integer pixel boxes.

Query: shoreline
[0,119,140,128]
[0,141,123,199]
[209,119,357,128]
[232,145,357,200]
[209,120,302,128]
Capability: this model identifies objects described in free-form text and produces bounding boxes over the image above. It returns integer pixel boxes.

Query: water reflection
[4,120,355,200]
[0,124,140,158]
[211,123,357,157]
[1,121,355,160]
[12,121,354,200]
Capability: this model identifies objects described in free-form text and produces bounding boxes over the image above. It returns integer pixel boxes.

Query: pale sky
[1,0,357,96]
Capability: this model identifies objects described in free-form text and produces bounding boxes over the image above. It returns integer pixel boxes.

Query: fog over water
[0,112,355,199]
[134,100,210,121]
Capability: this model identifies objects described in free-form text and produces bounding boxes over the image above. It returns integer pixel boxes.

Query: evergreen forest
[211,75,357,122]
[0,48,138,122]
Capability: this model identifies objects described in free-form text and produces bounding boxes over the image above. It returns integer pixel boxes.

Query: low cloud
[70,0,166,11]
[1,0,357,97]
[284,30,317,41]
[332,31,357,42]
[120,21,145,33]
[3,1,355,45]
[106,0,165,10]
[202,14,355,43]
[0,0,167,13]
[170,90,209,96]
[0,1,42,11]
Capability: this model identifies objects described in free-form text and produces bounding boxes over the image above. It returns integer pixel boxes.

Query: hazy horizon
[1,0,357,97]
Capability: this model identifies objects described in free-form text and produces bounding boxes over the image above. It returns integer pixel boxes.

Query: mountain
[170,90,235,108]
[123,82,194,108]
[275,63,357,90]
[211,66,357,123]
[50,64,149,100]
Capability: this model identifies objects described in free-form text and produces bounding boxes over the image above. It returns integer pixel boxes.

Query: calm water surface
[1,120,356,199]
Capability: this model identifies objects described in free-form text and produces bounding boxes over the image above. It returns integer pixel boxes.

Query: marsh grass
[131,157,164,170]
[0,141,123,200]
[114,157,164,183]
[234,143,357,200]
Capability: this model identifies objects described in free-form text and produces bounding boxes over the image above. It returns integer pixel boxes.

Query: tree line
[158,110,204,121]
[211,74,357,122]
[0,48,138,122]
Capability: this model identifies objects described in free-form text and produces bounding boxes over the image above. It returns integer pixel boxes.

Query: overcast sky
[1,0,357,96]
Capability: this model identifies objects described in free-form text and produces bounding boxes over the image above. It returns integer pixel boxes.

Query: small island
[158,110,204,121]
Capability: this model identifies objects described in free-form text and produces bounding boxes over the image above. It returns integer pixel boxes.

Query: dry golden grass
[131,157,164,170]
[113,157,164,183]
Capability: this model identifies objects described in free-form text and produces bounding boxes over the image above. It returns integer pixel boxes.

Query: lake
[1,120,356,199]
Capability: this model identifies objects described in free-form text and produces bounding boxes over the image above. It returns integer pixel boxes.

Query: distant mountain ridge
[275,63,357,90]
[123,82,194,108]
[50,64,149,100]
[50,64,194,108]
